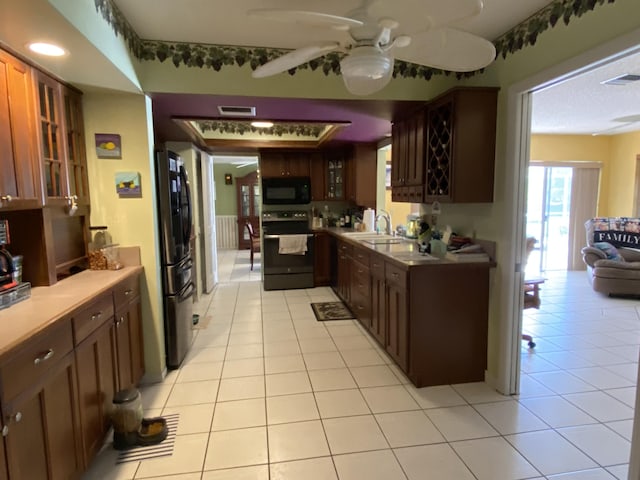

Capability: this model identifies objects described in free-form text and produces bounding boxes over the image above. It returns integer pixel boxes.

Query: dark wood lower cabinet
[331,233,492,388]
[369,259,386,346]
[75,318,117,466]
[0,271,145,479]
[385,282,408,372]
[115,295,144,390]
[0,428,6,480]
[313,232,331,286]
[3,351,82,480]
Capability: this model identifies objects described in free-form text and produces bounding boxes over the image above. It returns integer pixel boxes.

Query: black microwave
[262,176,311,205]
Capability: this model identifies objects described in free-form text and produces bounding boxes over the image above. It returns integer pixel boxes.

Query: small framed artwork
[115,172,141,197]
[95,133,122,159]
[224,173,233,185]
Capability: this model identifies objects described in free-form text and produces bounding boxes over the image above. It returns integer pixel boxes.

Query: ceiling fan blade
[395,28,495,72]
[252,42,340,78]
[247,9,363,31]
[368,0,482,31]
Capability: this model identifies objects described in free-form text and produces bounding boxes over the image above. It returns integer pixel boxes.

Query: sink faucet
[375,209,392,235]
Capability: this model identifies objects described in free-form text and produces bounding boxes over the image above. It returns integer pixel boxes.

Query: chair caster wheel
[528,341,536,348]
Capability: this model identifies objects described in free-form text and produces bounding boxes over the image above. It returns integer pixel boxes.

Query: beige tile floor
[83,249,637,479]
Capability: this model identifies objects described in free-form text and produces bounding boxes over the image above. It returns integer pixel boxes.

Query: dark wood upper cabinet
[259,150,311,178]
[425,87,498,203]
[0,50,42,210]
[390,87,498,204]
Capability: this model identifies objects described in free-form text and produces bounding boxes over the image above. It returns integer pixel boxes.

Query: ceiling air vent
[601,74,640,86]
[217,105,256,117]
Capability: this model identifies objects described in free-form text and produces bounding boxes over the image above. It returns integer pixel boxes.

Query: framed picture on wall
[95,133,122,159]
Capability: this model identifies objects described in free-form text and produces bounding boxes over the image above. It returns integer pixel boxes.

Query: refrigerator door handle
[179,282,195,302]
[180,165,193,250]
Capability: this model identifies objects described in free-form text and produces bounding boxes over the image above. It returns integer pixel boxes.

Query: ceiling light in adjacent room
[251,121,274,128]
[27,42,66,57]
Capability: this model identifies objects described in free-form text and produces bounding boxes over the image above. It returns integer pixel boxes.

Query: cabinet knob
[34,349,54,365]
[125,289,133,296]
[1,425,7,437]
[1,195,12,203]
[91,311,102,321]
[14,412,22,423]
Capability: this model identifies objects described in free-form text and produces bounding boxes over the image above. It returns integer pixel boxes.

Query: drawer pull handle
[125,289,133,296]
[34,349,54,365]
[1,195,12,203]
[392,273,399,277]
[2,425,7,437]
[91,311,103,321]
[373,263,379,267]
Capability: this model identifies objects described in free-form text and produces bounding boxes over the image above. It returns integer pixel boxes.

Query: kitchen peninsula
[318,228,494,388]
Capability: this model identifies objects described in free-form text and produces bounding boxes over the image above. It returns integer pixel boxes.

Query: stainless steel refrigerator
[156,148,195,369]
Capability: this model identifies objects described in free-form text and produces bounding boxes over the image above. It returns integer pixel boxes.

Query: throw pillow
[593,242,625,262]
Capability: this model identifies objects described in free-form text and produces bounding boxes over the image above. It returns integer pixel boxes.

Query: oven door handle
[263,234,314,239]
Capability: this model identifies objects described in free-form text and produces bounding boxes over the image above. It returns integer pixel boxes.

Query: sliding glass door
[526,166,573,274]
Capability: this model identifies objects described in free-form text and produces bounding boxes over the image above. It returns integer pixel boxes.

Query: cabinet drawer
[0,319,73,402]
[370,256,385,278]
[352,266,371,298]
[350,292,370,320]
[114,275,140,308]
[338,241,352,257]
[72,292,115,345]
[385,263,407,288]
[352,247,370,267]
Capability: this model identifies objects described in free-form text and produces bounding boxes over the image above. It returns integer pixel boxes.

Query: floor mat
[116,413,179,464]
[311,301,354,321]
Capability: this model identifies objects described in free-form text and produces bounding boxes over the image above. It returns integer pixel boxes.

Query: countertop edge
[0,266,144,359]
[317,227,496,267]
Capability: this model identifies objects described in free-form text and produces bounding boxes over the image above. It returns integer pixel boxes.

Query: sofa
[582,218,640,296]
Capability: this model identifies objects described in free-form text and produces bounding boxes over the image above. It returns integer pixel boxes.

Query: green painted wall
[213,164,258,216]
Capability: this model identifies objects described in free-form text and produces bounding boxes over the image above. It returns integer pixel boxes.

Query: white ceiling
[532,51,640,135]
[3,0,640,135]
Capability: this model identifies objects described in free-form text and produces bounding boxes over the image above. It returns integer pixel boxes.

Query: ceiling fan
[248,0,496,96]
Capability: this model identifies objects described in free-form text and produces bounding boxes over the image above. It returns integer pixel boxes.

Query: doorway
[525,165,573,275]
[236,170,260,250]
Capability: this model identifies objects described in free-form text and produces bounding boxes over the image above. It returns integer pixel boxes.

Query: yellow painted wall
[530,133,640,217]
[608,131,640,216]
[83,92,165,382]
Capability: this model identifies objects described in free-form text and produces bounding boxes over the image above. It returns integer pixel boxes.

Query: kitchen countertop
[0,266,143,358]
[319,227,495,267]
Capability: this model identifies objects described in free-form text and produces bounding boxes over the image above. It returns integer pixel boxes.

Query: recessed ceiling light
[28,42,66,57]
[251,121,274,128]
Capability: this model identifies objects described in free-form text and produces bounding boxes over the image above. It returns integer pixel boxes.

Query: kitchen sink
[341,232,396,239]
[362,238,406,245]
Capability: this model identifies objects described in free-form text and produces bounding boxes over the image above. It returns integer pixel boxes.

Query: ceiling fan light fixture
[340,46,393,96]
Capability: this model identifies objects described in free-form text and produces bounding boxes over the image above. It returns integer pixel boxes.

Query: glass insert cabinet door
[37,73,65,198]
[236,170,260,250]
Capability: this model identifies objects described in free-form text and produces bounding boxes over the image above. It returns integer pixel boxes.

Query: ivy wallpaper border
[196,120,328,138]
[95,0,617,80]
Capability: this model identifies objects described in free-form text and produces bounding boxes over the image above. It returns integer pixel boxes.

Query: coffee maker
[0,220,17,290]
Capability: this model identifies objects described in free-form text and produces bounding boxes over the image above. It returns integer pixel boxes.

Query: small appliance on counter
[0,219,31,310]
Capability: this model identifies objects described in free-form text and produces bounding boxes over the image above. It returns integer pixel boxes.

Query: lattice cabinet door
[425,97,453,201]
